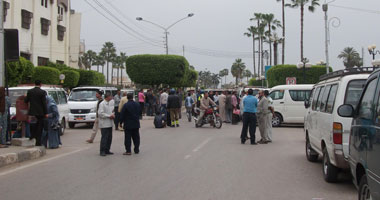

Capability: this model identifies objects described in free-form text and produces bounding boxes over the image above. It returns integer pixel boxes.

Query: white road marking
[192,137,212,152]
[184,155,192,160]
[0,147,90,177]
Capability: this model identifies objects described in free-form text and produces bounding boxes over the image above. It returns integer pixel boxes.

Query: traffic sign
[286,77,296,85]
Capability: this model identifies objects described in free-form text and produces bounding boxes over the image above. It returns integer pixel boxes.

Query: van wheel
[323,148,339,183]
[359,174,372,200]
[272,113,281,127]
[68,122,75,129]
[60,119,66,136]
[306,137,318,162]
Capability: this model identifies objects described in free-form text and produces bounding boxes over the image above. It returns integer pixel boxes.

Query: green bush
[267,65,333,88]
[126,54,189,87]
[47,62,72,71]
[61,70,80,88]
[248,78,265,87]
[33,66,60,85]
[77,69,105,86]
[6,57,35,87]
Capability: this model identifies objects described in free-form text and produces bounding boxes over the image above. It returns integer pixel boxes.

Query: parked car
[9,86,69,135]
[304,68,373,183]
[338,67,380,200]
[68,86,117,128]
[268,84,313,127]
[120,89,136,101]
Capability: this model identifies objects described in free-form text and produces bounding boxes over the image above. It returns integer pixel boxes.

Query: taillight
[333,122,343,144]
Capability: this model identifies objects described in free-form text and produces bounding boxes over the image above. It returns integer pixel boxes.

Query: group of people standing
[86,89,141,156]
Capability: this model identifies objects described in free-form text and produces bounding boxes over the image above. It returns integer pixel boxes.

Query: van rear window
[69,89,98,101]
[345,80,366,109]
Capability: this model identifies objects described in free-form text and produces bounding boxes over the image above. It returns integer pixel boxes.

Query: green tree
[244,26,258,76]
[262,13,282,66]
[33,66,60,85]
[286,0,320,61]
[276,0,286,64]
[6,57,35,86]
[61,70,80,88]
[93,54,105,73]
[218,68,229,86]
[337,47,363,69]
[243,69,252,83]
[251,13,264,75]
[271,33,283,66]
[81,50,97,70]
[100,42,117,84]
[231,58,246,85]
[118,52,128,86]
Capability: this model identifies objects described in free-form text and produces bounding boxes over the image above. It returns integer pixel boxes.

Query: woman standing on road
[42,96,61,149]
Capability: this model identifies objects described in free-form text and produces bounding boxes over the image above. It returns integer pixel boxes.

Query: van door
[269,90,285,120]
[287,90,311,123]
[368,78,380,199]
[350,77,377,193]
[57,90,69,124]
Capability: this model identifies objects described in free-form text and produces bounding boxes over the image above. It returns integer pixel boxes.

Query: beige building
[112,76,132,87]
[3,0,83,68]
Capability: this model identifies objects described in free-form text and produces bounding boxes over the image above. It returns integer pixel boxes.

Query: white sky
[71,0,380,83]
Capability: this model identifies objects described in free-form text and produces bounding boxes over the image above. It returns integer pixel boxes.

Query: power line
[329,4,380,15]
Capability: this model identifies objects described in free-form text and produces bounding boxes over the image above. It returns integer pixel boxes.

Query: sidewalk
[0,145,46,168]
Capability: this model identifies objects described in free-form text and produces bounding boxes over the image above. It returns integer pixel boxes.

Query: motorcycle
[194,106,222,129]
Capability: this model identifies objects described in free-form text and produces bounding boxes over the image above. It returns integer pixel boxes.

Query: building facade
[3,0,83,68]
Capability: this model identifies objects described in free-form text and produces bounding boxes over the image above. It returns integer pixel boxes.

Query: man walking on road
[196,92,216,127]
[225,92,233,123]
[98,93,115,156]
[240,89,258,145]
[257,90,270,144]
[160,88,169,118]
[113,89,121,130]
[265,90,275,142]
[167,89,180,127]
[218,91,226,122]
[24,80,48,146]
[120,93,141,155]
[86,91,103,143]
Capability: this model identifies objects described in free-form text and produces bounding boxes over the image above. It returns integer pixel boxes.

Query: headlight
[90,107,96,113]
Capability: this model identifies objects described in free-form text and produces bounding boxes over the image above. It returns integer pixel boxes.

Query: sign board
[59,74,66,80]
[286,77,297,85]
[265,66,272,79]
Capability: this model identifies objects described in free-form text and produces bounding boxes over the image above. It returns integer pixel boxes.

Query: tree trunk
[274,42,278,66]
[261,37,264,76]
[269,24,272,66]
[106,61,109,84]
[257,21,261,76]
[252,34,256,77]
[300,4,304,61]
[117,67,120,86]
[111,65,114,85]
[120,69,123,87]
[282,0,285,65]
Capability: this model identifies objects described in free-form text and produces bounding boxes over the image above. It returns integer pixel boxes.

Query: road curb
[0,146,46,168]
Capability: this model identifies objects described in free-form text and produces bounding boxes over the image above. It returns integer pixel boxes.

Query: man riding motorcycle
[197,92,216,127]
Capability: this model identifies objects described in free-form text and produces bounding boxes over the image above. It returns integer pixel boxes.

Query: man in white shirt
[160,89,169,116]
[98,93,115,156]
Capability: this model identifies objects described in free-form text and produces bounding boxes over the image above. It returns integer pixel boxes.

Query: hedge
[126,54,189,87]
[6,57,35,87]
[61,70,80,88]
[77,69,105,86]
[266,65,333,88]
[248,78,265,87]
[33,66,60,85]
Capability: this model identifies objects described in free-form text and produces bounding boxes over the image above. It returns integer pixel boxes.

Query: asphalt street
[0,118,357,200]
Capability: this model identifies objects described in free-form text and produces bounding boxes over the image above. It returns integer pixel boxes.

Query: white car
[304,69,371,183]
[269,84,313,127]
[9,86,69,135]
[68,86,117,128]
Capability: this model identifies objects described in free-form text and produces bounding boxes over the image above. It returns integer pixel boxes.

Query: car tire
[322,147,339,183]
[306,137,318,162]
[68,122,75,129]
[359,174,372,200]
[272,113,281,127]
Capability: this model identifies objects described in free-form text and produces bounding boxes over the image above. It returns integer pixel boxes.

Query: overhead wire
[329,4,380,15]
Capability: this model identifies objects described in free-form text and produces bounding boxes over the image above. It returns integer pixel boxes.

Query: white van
[238,87,264,98]
[9,86,69,135]
[269,84,313,127]
[68,86,117,128]
[304,69,372,183]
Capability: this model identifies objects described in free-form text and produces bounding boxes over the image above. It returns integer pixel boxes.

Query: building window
[58,5,64,15]
[40,18,51,36]
[56,60,64,65]
[57,25,66,41]
[20,52,31,61]
[21,10,33,29]
[38,56,49,66]
[3,1,9,22]
[41,0,48,8]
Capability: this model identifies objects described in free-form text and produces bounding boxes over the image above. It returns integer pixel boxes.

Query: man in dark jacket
[120,93,141,155]
[167,89,180,127]
[24,80,47,146]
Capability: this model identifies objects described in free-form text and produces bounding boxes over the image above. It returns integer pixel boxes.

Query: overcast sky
[72,0,380,83]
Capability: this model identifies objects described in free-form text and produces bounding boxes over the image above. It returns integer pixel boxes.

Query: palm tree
[81,50,97,70]
[100,42,117,84]
[243,69,252,83]
[262,13,282,66]
[119,52,128,86]
[276,0,286,65]
[271,33,283,66]
[93,54,105,73]
[251,13,264,75]
[231,58,246,85]
[211,74,221,88]
[218,69,228,86]
[286,0,320,61]
[112,56,121,85]
[338,47,363,69]
[244,26,258,76]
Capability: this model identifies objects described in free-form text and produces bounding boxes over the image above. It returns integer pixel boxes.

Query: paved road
[0,118,357,200]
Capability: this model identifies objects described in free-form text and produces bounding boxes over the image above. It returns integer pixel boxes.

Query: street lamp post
[368,45,380,61]
[297,58,312,84]
[136,13,194,55]
[323,2,340,74]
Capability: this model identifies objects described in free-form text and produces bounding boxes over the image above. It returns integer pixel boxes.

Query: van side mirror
[338,104,354,118]
[304,99,311,109]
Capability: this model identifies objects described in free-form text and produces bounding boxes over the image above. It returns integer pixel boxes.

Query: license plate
[75,116,85,120]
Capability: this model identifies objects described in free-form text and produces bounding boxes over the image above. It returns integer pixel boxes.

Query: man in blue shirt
[240,89,258,145]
